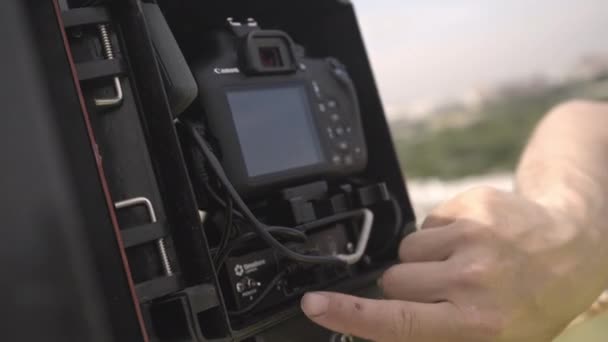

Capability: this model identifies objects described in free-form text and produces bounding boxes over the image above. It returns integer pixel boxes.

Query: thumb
[301,292,459,342]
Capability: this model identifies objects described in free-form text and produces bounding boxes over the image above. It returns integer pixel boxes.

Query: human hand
[301,187,608,341]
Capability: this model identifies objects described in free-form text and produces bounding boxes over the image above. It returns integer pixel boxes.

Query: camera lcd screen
[226,85,324,178]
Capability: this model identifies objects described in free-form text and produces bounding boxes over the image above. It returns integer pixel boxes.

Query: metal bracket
[335,209,374,265]
[95,24,123,108]
[115,197,173,276]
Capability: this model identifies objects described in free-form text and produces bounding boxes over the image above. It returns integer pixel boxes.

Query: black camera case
[4,1,417,341]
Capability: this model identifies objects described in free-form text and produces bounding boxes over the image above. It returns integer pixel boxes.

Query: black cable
[348,180,404,241]
[215,227,308,270]
[369,195,404,257]
[205,182,245,219]
[213,210,363,269]
[205,182,226,207]
[389,195,404,238]
[378,196,403,257]
[181,120,344,265]
[227,270,288,316]
[213,197,234,264]
[297,210,362,233]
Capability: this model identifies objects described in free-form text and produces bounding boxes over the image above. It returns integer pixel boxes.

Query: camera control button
[319,103,327,113]
[337,141,349,151]
[354,147,362,154]
[344,154,354,166]
[332,155,343,165]
[330,113,340,122]
[345,126,353,134]
[327,127,335,139]
[335,126,345,136]
[327,100,337,109]
[312,81,322,99]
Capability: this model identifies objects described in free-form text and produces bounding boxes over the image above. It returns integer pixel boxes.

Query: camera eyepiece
[227,18,298,75]
[239,30,298,75]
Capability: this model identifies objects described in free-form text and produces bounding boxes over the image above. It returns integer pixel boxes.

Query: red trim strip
[50,2,150,341]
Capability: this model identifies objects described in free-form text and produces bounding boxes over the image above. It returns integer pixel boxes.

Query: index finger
[301,292,463,342]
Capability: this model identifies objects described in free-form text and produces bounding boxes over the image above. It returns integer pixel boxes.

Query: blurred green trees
[393,79,608,179]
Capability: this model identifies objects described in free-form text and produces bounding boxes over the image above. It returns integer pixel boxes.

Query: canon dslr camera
[190,18,368,196]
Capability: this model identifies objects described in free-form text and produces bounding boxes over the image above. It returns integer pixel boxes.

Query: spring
[157,238,174,276]
[98,24,115,60]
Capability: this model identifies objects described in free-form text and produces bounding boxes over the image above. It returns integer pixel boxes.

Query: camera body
[192,21,368,195]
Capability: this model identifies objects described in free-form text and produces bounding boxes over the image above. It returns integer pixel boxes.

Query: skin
[300,100,608,341]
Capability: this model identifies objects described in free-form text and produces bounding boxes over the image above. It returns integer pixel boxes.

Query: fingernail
[301,292,329,318]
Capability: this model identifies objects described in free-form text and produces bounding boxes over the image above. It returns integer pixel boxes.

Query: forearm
[517,101,608,250]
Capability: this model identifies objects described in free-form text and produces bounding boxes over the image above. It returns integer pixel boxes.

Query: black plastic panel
[0,1,146,341]
[62,6,110,28]
[77,58,126,81]
[114,0,217,286]
[122,222,170,248]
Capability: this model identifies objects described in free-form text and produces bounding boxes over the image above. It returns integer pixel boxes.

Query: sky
[352,0,608,118]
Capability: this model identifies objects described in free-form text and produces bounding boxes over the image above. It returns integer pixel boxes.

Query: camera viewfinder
[259,47,284,68]
[239,30,297,75]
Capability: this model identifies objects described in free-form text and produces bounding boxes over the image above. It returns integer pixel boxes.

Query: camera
[177,18,383,320]
[191,19,368,195]
[43,2,416,340]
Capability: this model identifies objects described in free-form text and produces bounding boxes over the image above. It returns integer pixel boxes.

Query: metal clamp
[95,24,123,108]
[115,197,173,276]
[335,209,374,265]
